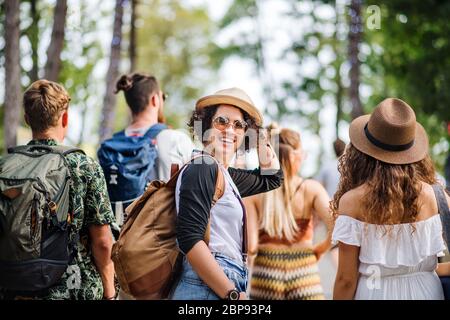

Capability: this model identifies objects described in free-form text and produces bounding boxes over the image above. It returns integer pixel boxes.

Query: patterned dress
[250,218,325,300]
[0,139,115,300]
[250,247,325,300]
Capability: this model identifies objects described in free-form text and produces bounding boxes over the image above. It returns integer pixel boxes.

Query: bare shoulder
[303,179,327,195]
[337,186,365,220]
[303,179,330,207]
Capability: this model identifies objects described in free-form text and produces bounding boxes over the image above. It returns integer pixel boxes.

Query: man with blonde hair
[0,79,116,300]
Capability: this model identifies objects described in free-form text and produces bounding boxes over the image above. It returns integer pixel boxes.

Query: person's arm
[177,161,247,299]
[89,225,115,299]
[84,157,116,299]
[333,242,360,300]
[332,194,361,300]
[437,262,450,276]
[227,129,283,197]
[243,195,260,270]
[228,167,283,198]
[310,180,333,260]
[257,128,280,171]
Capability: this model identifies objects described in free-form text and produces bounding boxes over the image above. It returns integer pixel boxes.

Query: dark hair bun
[115,75,133,93]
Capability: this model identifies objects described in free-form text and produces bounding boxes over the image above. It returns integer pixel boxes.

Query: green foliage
[220,0,257,29]
[127,0,219,130]
[216,0,348,134]
[58,0,104,145]
[1,0,448,166]
[364,0,450,170]
[217,0,449,172]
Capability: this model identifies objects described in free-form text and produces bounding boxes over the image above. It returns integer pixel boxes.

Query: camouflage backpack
[0,144,83,293]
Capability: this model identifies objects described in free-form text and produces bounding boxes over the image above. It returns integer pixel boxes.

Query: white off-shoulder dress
[332,214,447,300]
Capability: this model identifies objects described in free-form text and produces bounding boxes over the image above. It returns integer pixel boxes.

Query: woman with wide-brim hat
[170,88,283,300]
[331,98,450,300]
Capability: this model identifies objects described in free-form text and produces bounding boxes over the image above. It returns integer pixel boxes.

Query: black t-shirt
[176,157,283,254]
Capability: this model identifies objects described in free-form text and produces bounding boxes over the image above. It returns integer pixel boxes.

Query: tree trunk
[129,0,137,73]
[348,0,364,119]
[29,0,40,82]
[4,0,21,149]
[44,0,68,81]
[334,0,344,138]
[99,0,125,142]
[335,75,344,138]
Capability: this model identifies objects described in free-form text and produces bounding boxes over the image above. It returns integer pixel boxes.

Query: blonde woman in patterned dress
[245,127,333,300]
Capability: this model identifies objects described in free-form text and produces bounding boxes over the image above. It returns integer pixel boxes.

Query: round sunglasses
[212,116,248,133]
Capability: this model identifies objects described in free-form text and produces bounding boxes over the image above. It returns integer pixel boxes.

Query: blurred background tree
[0,0,219,155]
[4,0,21,149]
[213,0,449,174]
[0,0,448,174]
[126,0,219,130]
[364,0,450,171]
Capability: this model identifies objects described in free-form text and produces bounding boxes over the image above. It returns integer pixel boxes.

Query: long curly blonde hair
[330,143,437,226]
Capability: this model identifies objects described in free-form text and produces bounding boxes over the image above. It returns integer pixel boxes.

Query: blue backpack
[97,123,167,223]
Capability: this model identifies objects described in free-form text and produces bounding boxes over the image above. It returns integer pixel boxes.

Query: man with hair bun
[98,73,195,227]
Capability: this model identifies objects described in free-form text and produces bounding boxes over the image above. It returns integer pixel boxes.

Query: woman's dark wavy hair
[187,105,260,151]
[115,73,159,115]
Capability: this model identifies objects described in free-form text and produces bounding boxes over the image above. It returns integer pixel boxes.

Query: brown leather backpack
[111,156,225,299]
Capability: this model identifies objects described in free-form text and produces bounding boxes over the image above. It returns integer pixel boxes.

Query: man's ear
[150,93,158,108]
[62,110,69,128]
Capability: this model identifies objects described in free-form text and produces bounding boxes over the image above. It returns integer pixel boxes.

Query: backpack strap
[431,183,450,247]
[8,145,54,157]
[47,145,86,156]
[143,123,168,140]
[112,123,167,140]
[204,168,225,245]
[8,145,85,157]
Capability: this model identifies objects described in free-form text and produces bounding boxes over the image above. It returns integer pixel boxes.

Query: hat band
[364,124,414,152]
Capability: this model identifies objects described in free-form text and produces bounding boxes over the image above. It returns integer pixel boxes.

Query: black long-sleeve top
[176,158,283,254]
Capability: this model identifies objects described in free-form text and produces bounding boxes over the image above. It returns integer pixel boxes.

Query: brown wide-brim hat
[349,98,429,164]
[195,87,264,127]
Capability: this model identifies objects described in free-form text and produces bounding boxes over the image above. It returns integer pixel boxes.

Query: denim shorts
[170,252,248,300]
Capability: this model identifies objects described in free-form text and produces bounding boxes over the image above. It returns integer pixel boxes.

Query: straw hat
[195,87,263,126]
[349,98,429,164]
